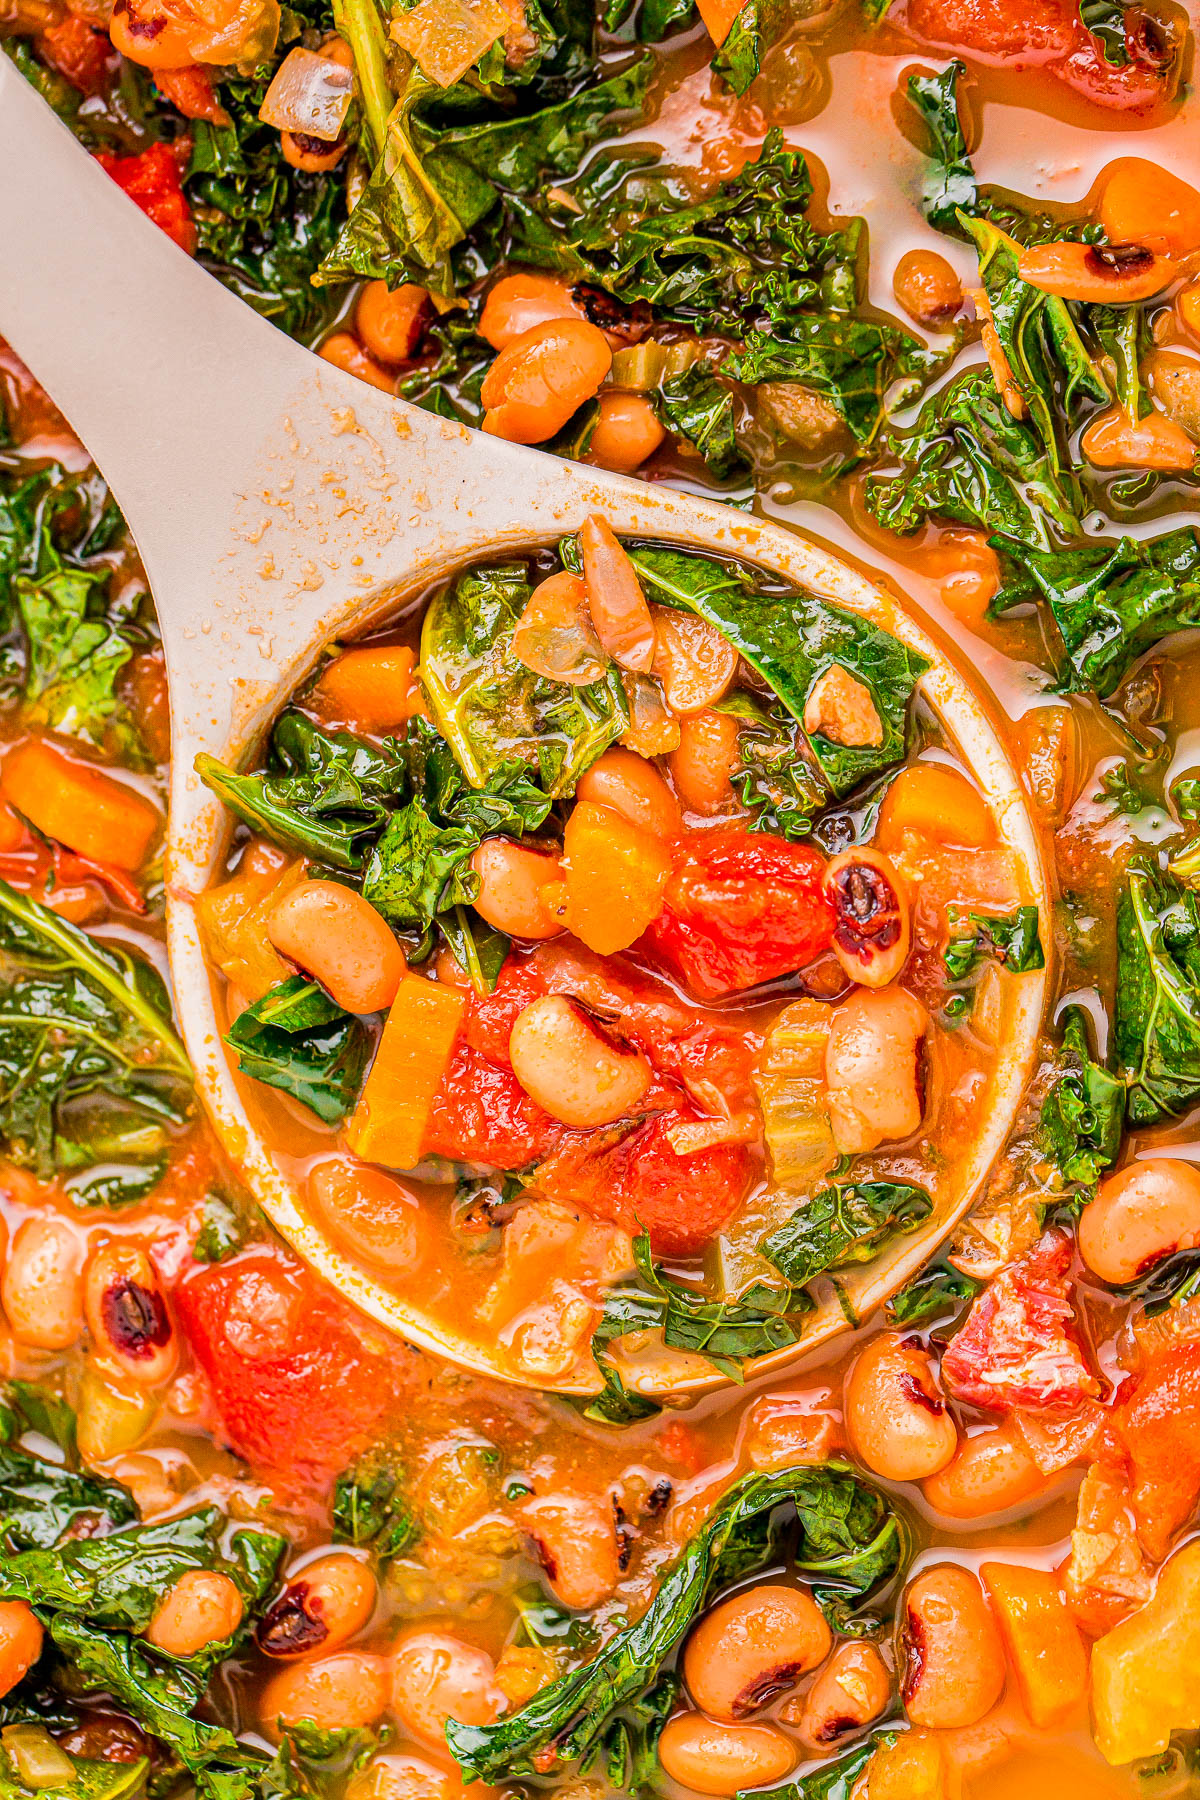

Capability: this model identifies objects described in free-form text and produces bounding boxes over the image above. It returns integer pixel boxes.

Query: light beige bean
[263,1651,390,1737]
[844,1333,957,1483]
[470,839,564,940]
[825,986,927,1154]
[683,1584,831,1722]
[3,1217,83,1350]
[268,880,405,1013]
[901,1565,1006,1729]
[1079,1159,1200,1285]
[389,1631,503,1748]
[84,1242,176,1385]
[823,849,910,988]
[519,1491,621,1610]
[509,995,651,1127]
[577,748,681,838]
[669,710,741,815]
[146,1571,245,1657]
[258,1552,378,1657]
[921,1421,1049,1521]
[797,1642,891,1748]
[657,1714,797,1795]
[309,1161,430,1274]
[651,611,738,715]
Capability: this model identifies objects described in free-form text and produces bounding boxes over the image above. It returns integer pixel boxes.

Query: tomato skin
[1111,1340,1200,1563]
[645,829,835,1000]
[176,1252,404,1490]
[941,1229,1098,1412]
[37,16,112,93]
[423,1039,562,1166]
[905,0,1173,111]
[94,144,196,254]
[534,1108,751,1256]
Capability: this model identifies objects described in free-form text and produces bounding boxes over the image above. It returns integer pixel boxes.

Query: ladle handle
[0,62,322,544]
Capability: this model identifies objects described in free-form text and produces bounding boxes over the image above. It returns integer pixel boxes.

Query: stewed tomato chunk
[644,829,836,1001]
[941,1228,1098,1412]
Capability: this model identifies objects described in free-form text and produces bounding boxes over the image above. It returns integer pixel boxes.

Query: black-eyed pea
[683,1584,831,1722]
[267,880,406,1013]
[921,1420,1050,1521]
[83,1242,176,1385]
[796,1643,891,1748]
[1078,1159,1200,1285]
[518,1490,621,1610]
[901,1566,1005,1729]
[262,1651,390,1737]
[892,249,963,328]
[825,987,928,1155]
[3,1217,83,1351]
[388,1631,504,1748]
[845,1333,957,1483]
[656,1714,797,1796]
[145,1571,245,1657]
[823,849,911,989]
[577,748,682,838]
[257,1552,378,1657]
[509,995,651,1128]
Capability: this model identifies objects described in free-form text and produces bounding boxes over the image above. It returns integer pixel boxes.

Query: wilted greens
[761,1180,933,1287]
[1116,860,1200,1126]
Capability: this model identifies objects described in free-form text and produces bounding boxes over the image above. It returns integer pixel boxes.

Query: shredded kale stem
[334,0,394,162]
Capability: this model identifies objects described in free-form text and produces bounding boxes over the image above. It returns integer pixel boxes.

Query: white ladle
[0,64,1051,1396]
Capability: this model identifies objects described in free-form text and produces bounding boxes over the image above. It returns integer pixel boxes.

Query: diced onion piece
[390,0,509,89]
[1,1725,77,1789]
[513,573,608,686]
[259,46,353,141]
[753,997,837,1189]
[619,671,680,756]
[190,0,280,65]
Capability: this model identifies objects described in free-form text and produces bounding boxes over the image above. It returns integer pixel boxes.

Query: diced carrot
[875,763,994,851]
[310,646,425,735]
[347,975,466,1170]
[562,799,673,956]
[1,738,160,872]
[866,1729,952,1800]
[980,1562,1088,1730]
[694,0,742,46]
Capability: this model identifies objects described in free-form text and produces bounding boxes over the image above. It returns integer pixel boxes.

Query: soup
[1,0,1199,1795]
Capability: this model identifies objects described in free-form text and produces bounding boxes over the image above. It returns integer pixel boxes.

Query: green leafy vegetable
[907,62,978,235]
[332,1452,420,1562]
[1038,1003,1123,1192]
[0,1735,147,1800]
[225,977,371,1125]
[0,1445,135,1551]
[944,906,1046,978]
[990,527,1200,698]
[445,1463,905,1782]
[726,697,827,839]
[617,543,927,795]
[738,1735,884,1800]
[193,1190,248,1264]
[656,363,743,479]
[0,879,191,1186]
[420,563,627,797]
[884,1261,981,1327]
[760,1180,933,1287]
[1116,860,1200,1126]
[1078,0,1130,63]
[866,370,1083,549]
[196,713,406,871]
[0,1379,76,1458]
[711,0,781,94]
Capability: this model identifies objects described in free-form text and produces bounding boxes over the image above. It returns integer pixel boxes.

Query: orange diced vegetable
[1100,159,1200,258]
[980,1562,1088,1729]
[0,804,27,854]
[562,799,673,956]
[875,763,994,851]
[197,861,304,1000]
[695,0,742,47]
[865,1729,952,1800]
[1,738,160,872]
[347,975,466,1170]
[1091,1537,1200,1766]
[311,647,425,735]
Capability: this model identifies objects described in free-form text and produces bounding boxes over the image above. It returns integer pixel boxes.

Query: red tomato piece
[176,1251,404,1490]
[644,828,835,1001]
[37,15,112,94]
[941,1228,1098,1412]
[905,0,1174,112]
[461,955,551,1065]
[94,143,196,254]
[1110,1339,1200,1564]
[423,1038,562,1166]
[534,1108,751,1256]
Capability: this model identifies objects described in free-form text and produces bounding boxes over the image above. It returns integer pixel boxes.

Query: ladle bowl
[0,64,1051,1397]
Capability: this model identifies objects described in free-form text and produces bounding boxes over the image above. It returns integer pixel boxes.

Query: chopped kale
[760,1180,934,1287]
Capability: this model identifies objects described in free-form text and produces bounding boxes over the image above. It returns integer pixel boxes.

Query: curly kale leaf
[907,62,978,235]
[884,1260,981,1328]
[725,697,827,839]
[710,0,783,93]
[990,526,1200,698]
[760,1180,934,1288]
[617,543,927,796]
[0,1445,135,1552]
[1038,1003,1123,1194]
[1116,860,1200,1127]
[865,369,1083,548]
[656,363,744,479]
[333,1451,420,1563]
[1078,0,1131,63]
[0,879,192,1187]
[445,1463,906,1781]
[943,906,1046,979]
